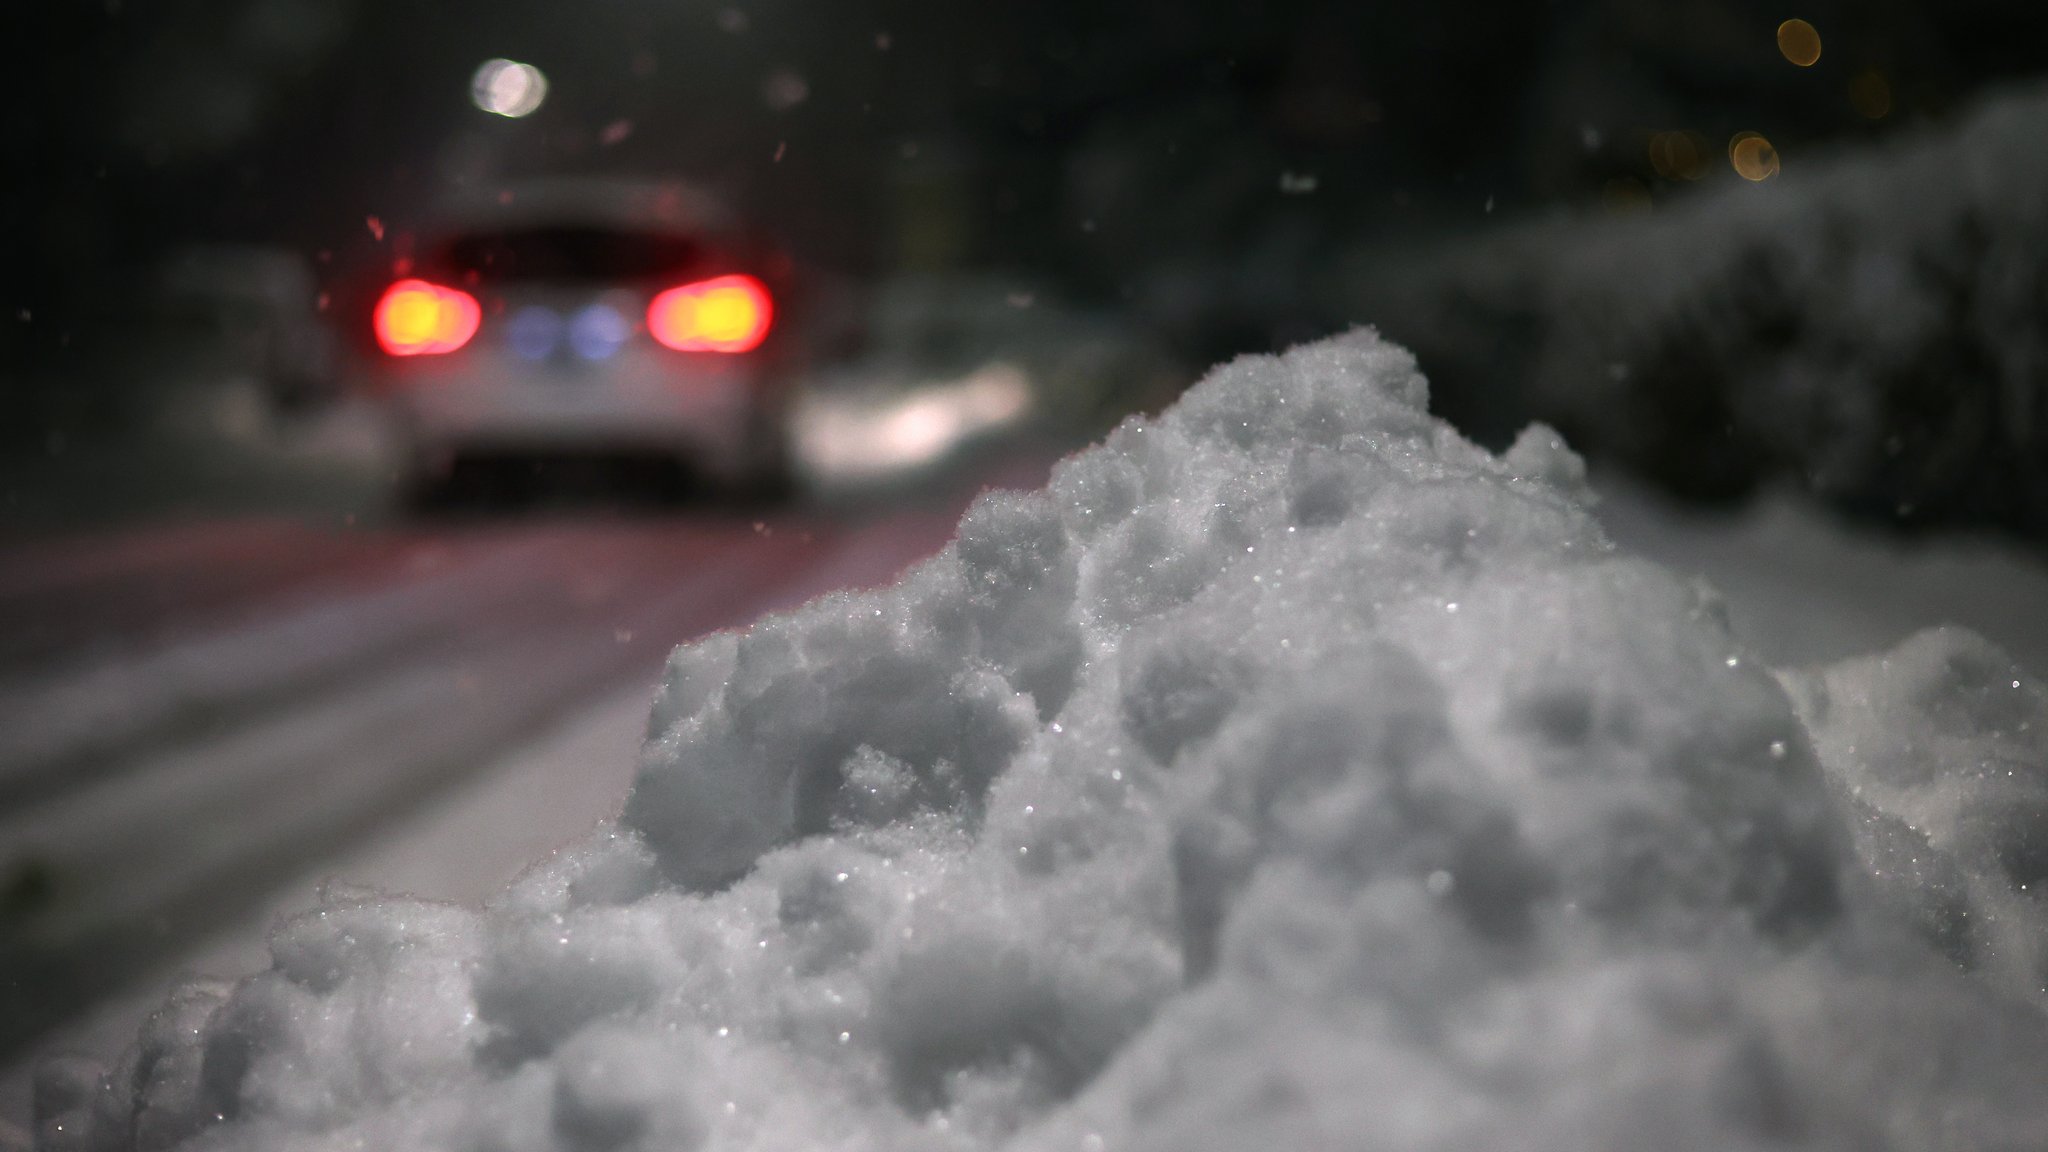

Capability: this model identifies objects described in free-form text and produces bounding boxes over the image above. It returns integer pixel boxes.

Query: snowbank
[33,332,2048,1151]
[1346,81,2048,535]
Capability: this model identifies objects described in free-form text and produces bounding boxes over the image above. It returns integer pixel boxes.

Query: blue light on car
[507,306,563,361]
[570,303,631,361]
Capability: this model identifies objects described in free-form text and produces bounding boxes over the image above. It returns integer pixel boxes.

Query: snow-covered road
[0,494,994,1102]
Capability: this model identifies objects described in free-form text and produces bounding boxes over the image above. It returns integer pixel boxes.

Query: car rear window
[430,226,706,284]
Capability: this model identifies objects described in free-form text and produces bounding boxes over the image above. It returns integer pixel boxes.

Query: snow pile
[1784,628,2048,1002]
[1348,81,2048,533]
[34,332,2048,1151]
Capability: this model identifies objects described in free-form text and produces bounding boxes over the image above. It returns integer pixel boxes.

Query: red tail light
[646,274,772,353]
[374,279,481,356]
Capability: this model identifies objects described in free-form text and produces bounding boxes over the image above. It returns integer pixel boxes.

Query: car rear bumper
[366,350,776,479]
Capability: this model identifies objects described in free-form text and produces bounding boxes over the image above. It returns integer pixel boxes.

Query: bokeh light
[471,59,549,118]
[1729,132,1781,181]
[647,276,774,353]
[507,306,563,361]
[1602,176,1652,214]
[1851,70,1894,120]
[1649,130,1710,181]
[1776,19,1822,67]
[761,68,810,112]
[569,304,631,361]
[797,363,1034,480]
[374,280,481,356]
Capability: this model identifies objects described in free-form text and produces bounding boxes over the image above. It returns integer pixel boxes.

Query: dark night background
[6,0,2048,527]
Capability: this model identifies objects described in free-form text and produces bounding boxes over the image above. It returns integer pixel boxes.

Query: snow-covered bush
[36,331,2048,1150]
[1346,82,2048,534]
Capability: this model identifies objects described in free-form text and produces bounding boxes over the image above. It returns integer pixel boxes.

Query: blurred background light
[568,304,630,361]
[1649,130,1710,181]
[507,306,563,361]
[761,68,810,112]
[1730,132,1781,180]
[1777,19,1823,68]
[1851,70,1894,119]
[1601,176,1653,214]
[471,58,548,118]
[796,363,1034,480]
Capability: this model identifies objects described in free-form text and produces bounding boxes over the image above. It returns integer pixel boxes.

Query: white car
[361,179,796,504]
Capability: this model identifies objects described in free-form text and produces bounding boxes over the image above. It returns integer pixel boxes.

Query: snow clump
[37,330,2048,1150]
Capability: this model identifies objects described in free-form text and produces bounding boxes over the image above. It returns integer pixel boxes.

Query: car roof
[418,177,740,240]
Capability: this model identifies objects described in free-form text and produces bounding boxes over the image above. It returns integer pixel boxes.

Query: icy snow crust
[42,332,2048,1150]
